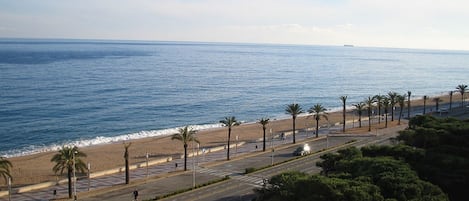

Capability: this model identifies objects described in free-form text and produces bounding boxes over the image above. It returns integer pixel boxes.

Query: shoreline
[1,90,456,159]
[4,91,464,186]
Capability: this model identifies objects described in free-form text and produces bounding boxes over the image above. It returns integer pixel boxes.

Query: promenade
[2,103,467,201]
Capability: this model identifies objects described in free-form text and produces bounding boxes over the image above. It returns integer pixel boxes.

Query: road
[78,123,405,201]
[162,126,402,201]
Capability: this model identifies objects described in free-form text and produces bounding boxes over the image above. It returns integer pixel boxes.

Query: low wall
[0,157,172,197]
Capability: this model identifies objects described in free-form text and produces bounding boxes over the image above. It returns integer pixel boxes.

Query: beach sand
[4,92,462,186]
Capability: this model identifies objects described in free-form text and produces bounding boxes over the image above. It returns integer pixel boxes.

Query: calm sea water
[1,39,468,157]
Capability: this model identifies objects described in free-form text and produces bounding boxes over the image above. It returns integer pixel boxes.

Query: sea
[1,38,468,157]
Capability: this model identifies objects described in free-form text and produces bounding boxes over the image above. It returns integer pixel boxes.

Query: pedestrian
[133,189,139,201]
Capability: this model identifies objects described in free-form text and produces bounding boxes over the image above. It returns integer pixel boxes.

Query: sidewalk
[0,125,322,201]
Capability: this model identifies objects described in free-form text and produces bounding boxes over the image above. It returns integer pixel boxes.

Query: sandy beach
[4,92,462,187]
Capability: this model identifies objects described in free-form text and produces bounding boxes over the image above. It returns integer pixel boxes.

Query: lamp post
[235,135,239,157]
[8,176,11,201]
[270,128,274,165]
[146,152,149,178]
[73,150,77,201]
[192,132,196,189]
[87,162,91,191]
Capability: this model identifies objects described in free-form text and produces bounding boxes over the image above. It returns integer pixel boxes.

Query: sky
[1,0,469,50]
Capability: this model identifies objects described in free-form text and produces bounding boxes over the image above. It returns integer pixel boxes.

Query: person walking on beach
[133,189,139,201]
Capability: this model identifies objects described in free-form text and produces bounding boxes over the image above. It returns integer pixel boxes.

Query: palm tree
[373,95,384,124]
[220,116,240,160]
[308,104,328,138]
[123,142,131,184]
[258,118,270,152]
[0,157,12,184]
[407,91,411,118]
[449,91,453,111]
[397,94,406,125]
[423,95,428,114]
[352,102,365,128]
[382,97,390,128]
[456,84,467,107]
[364,96,375,132]
[172,126,200,171]
[285,103,303,144]
[388,91,398,121]
[51,146,87,198]
[433,97,442,112]
[340,96,347,132]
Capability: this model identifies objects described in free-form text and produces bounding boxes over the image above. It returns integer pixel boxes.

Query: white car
[293,144,311,156]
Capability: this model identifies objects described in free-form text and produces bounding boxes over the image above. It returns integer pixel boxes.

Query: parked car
[293,144,311,156]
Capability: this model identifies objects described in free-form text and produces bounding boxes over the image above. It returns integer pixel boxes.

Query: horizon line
[1,37,468,52]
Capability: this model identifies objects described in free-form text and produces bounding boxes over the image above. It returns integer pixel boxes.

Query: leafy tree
[285,103,303,144]
[258,118,270,152]
[364,96,375,131]
[308,104,328,138]
[220,116,240,160]
[397,115,469,201]
[353,102,365,128]
[51,146,87,198]
[456,84,467,107]
[0,157,12,184]
[172,126,200,171]
[255,172,384,201]
[388,91,398,121]
[340,96,347,132]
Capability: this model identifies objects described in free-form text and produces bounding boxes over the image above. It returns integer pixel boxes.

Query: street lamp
[146,152,149,178]
[73,150,78,201]
[192,131,197,189]
[270,128,274,165]
[8,176,11,201]
[235,135,239,157]
[87,162,91,191]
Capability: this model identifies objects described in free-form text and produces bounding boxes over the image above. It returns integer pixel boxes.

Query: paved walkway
[2,103,466,201]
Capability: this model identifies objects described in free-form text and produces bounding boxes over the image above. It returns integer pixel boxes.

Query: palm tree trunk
[183,144,188,171]
[391,107,394,121]
[462,93,465,107]
[125,156,129,184]
[368,112,371,132]
[227,127,231,160]
[342,105,346,132]
[358,115,362,128]
[315,118,319,138]
[292,117,296,144]
[385,113,388,128]
[262,127,266,152]
[68,168,72,198]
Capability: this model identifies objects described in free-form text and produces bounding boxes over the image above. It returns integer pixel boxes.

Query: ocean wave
[0,123,223,158]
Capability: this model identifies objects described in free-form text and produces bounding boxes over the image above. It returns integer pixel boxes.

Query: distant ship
[344,44,354,47]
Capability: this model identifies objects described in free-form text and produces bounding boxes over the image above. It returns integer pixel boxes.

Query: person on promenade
[133,189,139,201]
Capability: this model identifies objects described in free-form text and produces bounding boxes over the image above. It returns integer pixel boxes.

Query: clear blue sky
[1,0,468,50]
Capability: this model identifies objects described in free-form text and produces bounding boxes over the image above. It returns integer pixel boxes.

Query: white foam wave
[1,123,223,158]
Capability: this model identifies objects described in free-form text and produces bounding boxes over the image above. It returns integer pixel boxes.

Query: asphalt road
[162,129,401,201]
[79,123,403,201]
